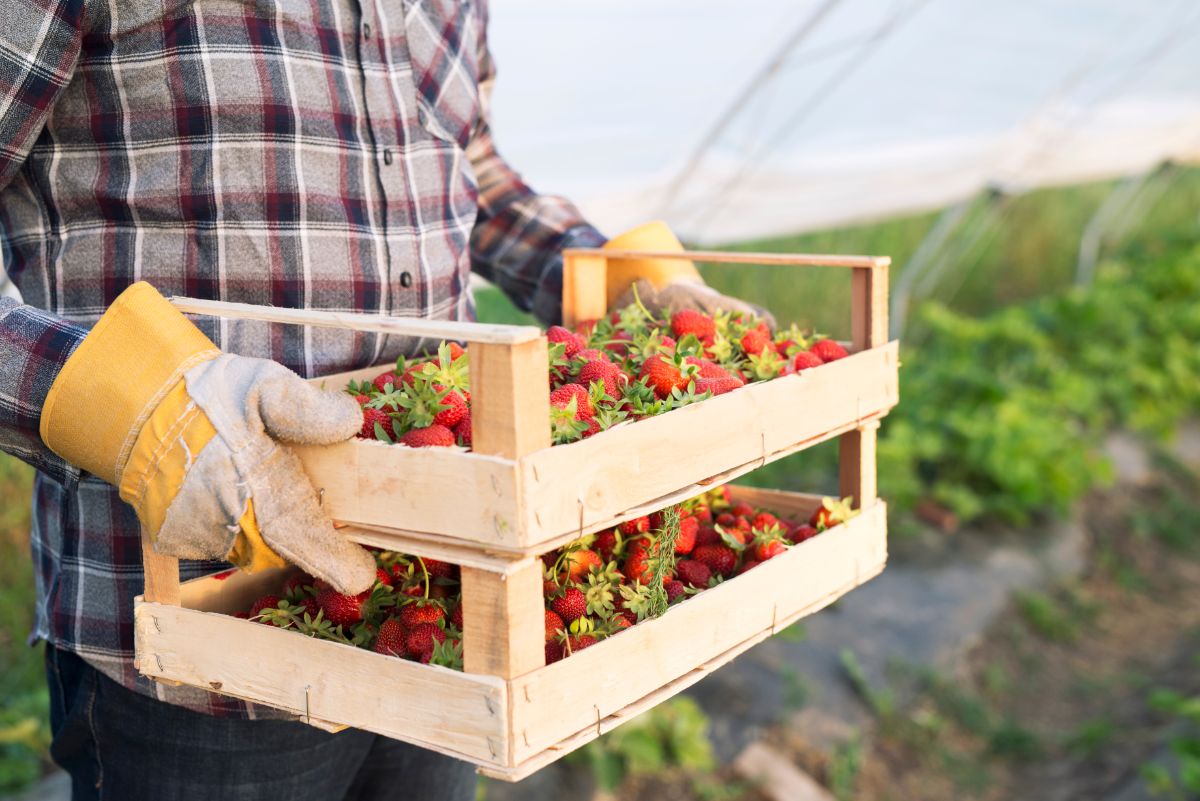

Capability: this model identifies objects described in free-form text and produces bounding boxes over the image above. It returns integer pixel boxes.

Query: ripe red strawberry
[753,512,778,529]
[575,319,599,338]
[639,355,688,399]
[754,540,787,561]
[375,568,393,587]
[665,580,687,603]
[695,525,720,547]
[359,407,393,440]
[622,545,652,585]
[372,371,400,393]
[715,512,737,527]
[405,622,446,655]
[282,573,314,599]
[551,587,587,623]
[810,497,856,530]
[810,339,849,363]
[545,640,564,664]
[547,325,585,358]
[316,587,371,626]
[620,516,651,537]
[582,418,602,438]
[419,558,457,580]
[792,350,823,372]
[453,414,472,448]
[738,559,762,575]
[675,559,711,588]
[611,615,633,631]
[604,329,634,359]
[696,376,745,396]
[731,501,755,518]
[398,602,444,628]
[594,529,619,562]
[787,522,816,541]
[675,515,699,554]
[561,549,602,583]
[567,634,598,654]
[693,505,712,524]
[575,359,626,399]
[671,309,716,345]
[575,348,605,363]
[432,389,468,428]
[447,342,466,361]
[550,384,593,419]
[373,618,408,657]
[450,603,464,630]
[399,424,456,448]
[249,595,281,618]
[692,544,737,577]
[740,324,771,356]
[544,609,565,642]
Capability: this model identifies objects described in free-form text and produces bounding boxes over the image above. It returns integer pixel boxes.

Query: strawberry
[737,559,762,575]
[575,359,626,399]
[740,323,771,356]
[282,573,314,599]
[561,549,602,583]
[249,595,281,619]
[450,603,464,630]
[792,350,823,373]
[671,309,716,345]
[419,558,457,580]
[316,587,371,627]
[696,375,744,396]
[604,329,634,359]
[810,497,858,530]
[594,529,619,562]
[359,407,393,440]
[452,414,472,448]
[810,339,849,362]
[731,501,755,518]
[695,525,720,547]
[575,348,605,363]
[373,618,408,657]
[622,545,652,585]
[432,389,468,428]
[405,622,446,656]
[575,319,599,338]
[546,325,585,358]
[566,634,598,654]
[665,580,688,604]
[620,516,651,537]
[545,640,564,665]
[675,515,699,554]
[753,512,778,529]
[675,559,711,588]
[550,384,594,419]
[399,424,456,448]
[715,512,737,527]
[754,540,787,561]
[398,601,444,628]
[372,371,400,393]
[639,355,688,399]
[544,609,565,642]
[375,568,393,587]
[447,342,466,361]
[551,587,587,623]
[692,544,737,577]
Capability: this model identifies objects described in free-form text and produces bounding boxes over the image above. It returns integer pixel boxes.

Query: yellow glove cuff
[41,282,221,485]
[602,220,702,310]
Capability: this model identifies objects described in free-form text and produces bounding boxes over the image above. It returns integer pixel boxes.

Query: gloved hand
[604,221,777,330]
[40,283,375,594]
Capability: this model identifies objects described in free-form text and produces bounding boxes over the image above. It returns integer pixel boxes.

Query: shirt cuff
[530,224,608,326]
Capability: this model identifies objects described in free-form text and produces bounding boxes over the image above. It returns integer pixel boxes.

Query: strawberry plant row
[134,486,887,779]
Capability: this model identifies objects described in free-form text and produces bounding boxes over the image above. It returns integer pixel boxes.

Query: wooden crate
[135,487,887,780]
[135,247,896,778]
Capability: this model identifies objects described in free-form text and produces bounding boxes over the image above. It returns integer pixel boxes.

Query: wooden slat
[461,559,546,678]
[169,298,540,345]
[140,527,181,606]
[517,343,898,546]
[469,339,552,459]
[567,248,890,270]
[507,502,888,763]
[839,421,879,508]
[561,253,609,329]
[134,602,511,765]
[851,263,890,352]
[292,439,523,547]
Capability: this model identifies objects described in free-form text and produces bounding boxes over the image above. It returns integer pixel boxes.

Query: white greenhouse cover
[487,0,1200,244]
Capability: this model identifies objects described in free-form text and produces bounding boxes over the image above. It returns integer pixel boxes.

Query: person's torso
[2,0,485,377]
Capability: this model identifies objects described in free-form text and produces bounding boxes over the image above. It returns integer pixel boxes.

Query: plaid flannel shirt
[0,0,604,717]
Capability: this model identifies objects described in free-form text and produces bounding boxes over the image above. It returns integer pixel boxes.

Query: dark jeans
[45,647,477,801]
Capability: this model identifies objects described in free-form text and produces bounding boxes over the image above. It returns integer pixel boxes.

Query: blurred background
[4,0,1200,799]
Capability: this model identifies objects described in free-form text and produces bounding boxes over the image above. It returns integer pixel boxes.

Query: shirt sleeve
[465,0,607,327]
[0,0,88,481]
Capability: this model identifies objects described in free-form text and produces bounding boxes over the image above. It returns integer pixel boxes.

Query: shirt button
[362,21,372,38]
[383,148,393,165]
[400,271,413,288]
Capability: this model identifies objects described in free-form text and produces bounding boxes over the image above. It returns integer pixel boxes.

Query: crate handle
[168,297,543,346]
[561,248,890,352]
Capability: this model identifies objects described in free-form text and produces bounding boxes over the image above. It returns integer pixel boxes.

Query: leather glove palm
[41,283,375,594]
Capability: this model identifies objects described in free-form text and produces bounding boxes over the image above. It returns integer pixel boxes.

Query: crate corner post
[561,250,609,329]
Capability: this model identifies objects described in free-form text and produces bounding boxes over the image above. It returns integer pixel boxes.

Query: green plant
[1143,688,1200,799]
[568,696,715,792]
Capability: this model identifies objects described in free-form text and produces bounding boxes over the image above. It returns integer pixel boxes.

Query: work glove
[604,221,777,330]
[40,283,375,594]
